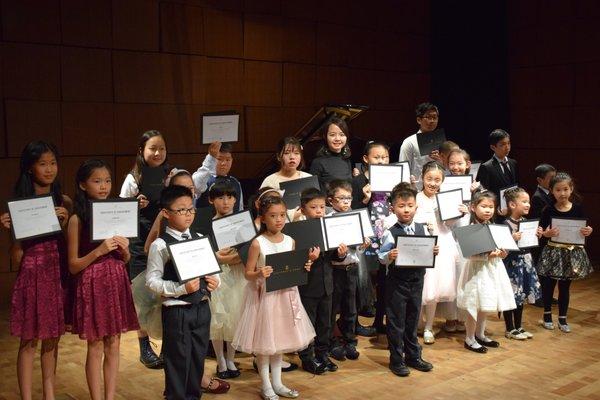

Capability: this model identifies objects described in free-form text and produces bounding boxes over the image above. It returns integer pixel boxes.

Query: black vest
[388,222,428,275]
[160,231,210,304]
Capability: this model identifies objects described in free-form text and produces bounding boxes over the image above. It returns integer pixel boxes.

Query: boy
[378,183,438,377]
[297,188,346,374]
[476,129,518,200]
[530,163,556,219]
[327,180,370,361]
[193,143,244,212]
[146,185,220,400]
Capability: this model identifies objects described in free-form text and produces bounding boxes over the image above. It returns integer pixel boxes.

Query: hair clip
[257,188,284,202]
[164,168,190,187]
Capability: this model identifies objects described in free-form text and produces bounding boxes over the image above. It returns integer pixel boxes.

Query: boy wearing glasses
[146,185,220,400]
[326,180,371,361]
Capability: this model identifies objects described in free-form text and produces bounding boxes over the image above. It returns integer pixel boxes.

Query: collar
[538,185,549,195]
[397,221,416,232]
[165,226,192,240]
[493,154,508,164]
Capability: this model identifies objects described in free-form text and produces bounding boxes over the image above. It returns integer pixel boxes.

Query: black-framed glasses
[167,207,197,216]
[333,196,352,203]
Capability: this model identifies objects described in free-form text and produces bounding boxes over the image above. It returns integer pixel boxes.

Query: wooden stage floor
[1,273,600,400]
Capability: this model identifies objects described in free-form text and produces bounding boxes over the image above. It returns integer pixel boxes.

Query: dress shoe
[558,322,571,333]
[282,361,298,372]
[423,329,435,344]
[273,386,299,398]
[301,359,326,375]
[201,377,230,394]
[389,363,410,377]
[216,366,241,379]
[329,345,346,361]
[318,355,338,372]
[406,358,433,372]
[138,336,164,369]
[344,344,360,360]
[475,336,500,348]
[356,324,377,337]
[464,341,487,353]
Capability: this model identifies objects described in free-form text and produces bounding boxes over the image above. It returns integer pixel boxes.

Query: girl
[68,159,139,400]
[538,172,593,332]
[447,148,482,193]
[457,191,516,353]
[1,141,71,400]
[309,116,352,191]
[233,196,316,400]
[502,187,542,339]
[415,161,462,344]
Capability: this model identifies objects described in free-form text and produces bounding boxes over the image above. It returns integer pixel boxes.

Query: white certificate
[369,164,404,192]
[488,224,520,251]
[470,162,481,179]
[323,213,364,249]
[202,112,239,144]
[435,189,464,221]
[90,199,139,242]
[517,219,539,249]
[395,235,437,268]
[551,217,586,246]
[212,210,257,250]
[392,161,411,184]
[167,237,222,281]
[7,195,61,241]
[499,185,518,210]
[337,208,375,237]
[440,175,473,201]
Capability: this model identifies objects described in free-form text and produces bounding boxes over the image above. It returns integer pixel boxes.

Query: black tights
[503,305,523,331]
[542,276,571,322]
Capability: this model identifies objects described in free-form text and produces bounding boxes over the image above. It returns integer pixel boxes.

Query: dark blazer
[299,250,345,298]
[476,156,518,198]
[530,186,553,219]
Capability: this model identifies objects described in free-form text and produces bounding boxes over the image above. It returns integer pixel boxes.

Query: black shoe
[216,367,240,379]
[301,359,326,375]
[329,345,346,361]
[318,355,338,372]
[533,298,544,308]
[139,336,164,369]
[355,324,377,337]
[282,362,298,372]
[389,363,410,377]
[406,358,433,372]
[464,341,487,353]
[475,336,500,348]
[344,344,360,360]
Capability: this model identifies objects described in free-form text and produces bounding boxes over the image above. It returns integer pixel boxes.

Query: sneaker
[444,320,457,333]
[505,329,527,340]
[517,328,533,339]
[541,321,554,330]
[423,329,435,344]
[558,323,571,333]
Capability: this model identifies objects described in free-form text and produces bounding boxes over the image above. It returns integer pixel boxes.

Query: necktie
[181,233,190,240]
[404,225,413,235]
[501,161,512,183]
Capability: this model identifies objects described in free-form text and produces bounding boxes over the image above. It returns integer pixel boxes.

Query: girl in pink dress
[233,196,316,400]
[67,159,139,400]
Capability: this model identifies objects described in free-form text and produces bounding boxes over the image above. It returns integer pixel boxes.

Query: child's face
[301,198,326,219]
[491,137,511,159]
[448,153,470,175]
[422,169,444,197]
[31,151,58,187]
[391,196,418,224]
[329,188,352,212]
[416,110,438,133]
[537,171,556,190]
[261,203,287,233]
[142,136,167,167]
[551,180,573,205]
[363,145,389,165]
[280,145,302,171]
[472,198,495,222]
[216,151,233,177]
[210,194,236,216]
[509,192,530,218]
[440,147,459,168]
[163,196,195,232]
[326,123,347,153]
[80,167,112,200]
[171,175,195,197]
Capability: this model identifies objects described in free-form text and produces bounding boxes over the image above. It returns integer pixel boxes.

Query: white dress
[209,260,247,342]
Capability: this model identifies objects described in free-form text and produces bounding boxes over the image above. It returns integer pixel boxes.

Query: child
[447,148,482,193]
[415,161,462,344]
[537,172,593,332]
[68,159,140,400]
[456,191,516,353]
[309,116,353,191]
[208,180,247,380]
[1,141,72,400]
[438,140,460,170]
[232,196,315,400]
[378,183,437,377]
[146,185,220,400]
[530,164,556,219]
[298,188,345,375]
[476,129,518,200]
[327,180,370,361]
[502,187,542,339]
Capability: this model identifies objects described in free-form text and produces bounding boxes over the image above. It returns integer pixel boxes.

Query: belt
[330,263,357,271]
[548,241,583,251]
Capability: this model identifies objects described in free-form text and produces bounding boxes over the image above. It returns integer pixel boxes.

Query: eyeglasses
[421,115,438,121]
[167,207,197,216]
[334,196,352,203]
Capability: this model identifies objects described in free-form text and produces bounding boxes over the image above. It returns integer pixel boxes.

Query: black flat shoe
[139,337,164,369]
[329,346,346,361]
[318,355,338,372]
[282,362,298,372]
[301,359,326,375]
[355,324,377,337]
[344,344,360,360]
[406,358,433,372]
[464,341,487,353]
[475,336,500,348]
[216,367,240,379]
[389,363,410,377]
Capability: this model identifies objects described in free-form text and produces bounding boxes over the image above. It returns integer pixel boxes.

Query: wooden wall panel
[112,0,159,51]
[282,19,316,64]
[61,47,113,102]
[160,3,204,55]
[203,9,244,58]
[282,63,315,107]
[205,58,244,105]
[1,0,60,44]
[244,61,282,106]
[244,14,283,61]
[245,107,285,152]
[60,0,112,47]
[575,62,600,106]
[61,102,114,156]
[5,100,61,157]
[243,0,281,16]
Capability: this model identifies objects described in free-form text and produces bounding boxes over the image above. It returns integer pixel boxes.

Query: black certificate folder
[416,128,446,156]
[265,249,309,292]
[280,176,320,209]
[282,218,325,250]
[453,224,496,258]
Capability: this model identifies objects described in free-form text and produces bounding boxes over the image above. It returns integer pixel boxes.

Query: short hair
[438,140,459,154]
[504,186,527,205]
[300,188,326,208]
[219,143,233,154]
[160,185,193,209]
[534,163,556,179]
[277,137,305,170]
[390,182,417,204]
[327,179,352,197]
[208,179,238,200]
[489,129,510,146]
[416,102,439,118]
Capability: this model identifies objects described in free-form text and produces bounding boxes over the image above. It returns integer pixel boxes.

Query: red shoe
[202,377,230,394]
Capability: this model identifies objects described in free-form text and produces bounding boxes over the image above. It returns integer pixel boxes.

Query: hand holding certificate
[212,210,257,250]
[454,224,519,258]
[7,195,62,241]
[90,199,139,242]
[517,219,540,249]
[551,217,587,245]
[167,236,222,282]
[265,249,309,292]
[435,189,464,221]
[395,235,438,268]
[202,111,239,144]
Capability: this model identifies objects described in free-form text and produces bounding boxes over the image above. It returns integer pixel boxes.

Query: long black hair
[315,116,351,159]
[74,159,112,224]
[130,130,169,184]
[14,141,63,206]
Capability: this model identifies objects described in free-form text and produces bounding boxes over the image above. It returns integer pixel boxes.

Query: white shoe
[273,386,299,399]
[518,328,533,339]
[505,330,527,340]
[558,323,571,333]
[261,389,279,400]
[423,329,435,344]
[541,321,554,330]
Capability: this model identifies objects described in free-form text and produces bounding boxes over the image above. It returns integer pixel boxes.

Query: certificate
[282,218,327,250]
[336,208,375,238]
[440,175,473,201]
[454,224,518,258]
[211,210,257,250]
[488,224,520,251]
[469,161,482,180]
[499,185,518,210]
[395,235,438,268]
[201,111,239,144]
[435,189,464,221]
[323,213,364,249]
[7,195,62,241]
[551,217,587,246]
[280,176,320,209]
[139,166,167,203]
[391,161,411,184]
[369,164,404,192]
[166,236,222,282]
[517,219,540,249]
[265,249,309,292]
[416,128,446,156]
[90,199,139,242]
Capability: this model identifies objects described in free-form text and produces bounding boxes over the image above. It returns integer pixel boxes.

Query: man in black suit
[476,129,518,203]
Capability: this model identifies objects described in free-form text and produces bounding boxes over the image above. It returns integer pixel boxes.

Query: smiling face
[422,169,444,197]
[551,179,573,207]
[80,167,112,200]
[391,196,418,224]
[508,192,530,218]
[261,203,288,233]
[472,197,495,223]
[142,135,167,167]
[326,123,347,153]
[30,151,58,187]
[448,152,470,175]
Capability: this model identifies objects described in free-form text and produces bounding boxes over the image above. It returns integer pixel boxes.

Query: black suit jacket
[530,186,553,219]
[299,250,344,298]
[476,156,518,198]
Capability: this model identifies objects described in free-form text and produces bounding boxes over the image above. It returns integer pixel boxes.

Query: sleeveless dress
[72,225,139,340]
[232,234,315,355]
